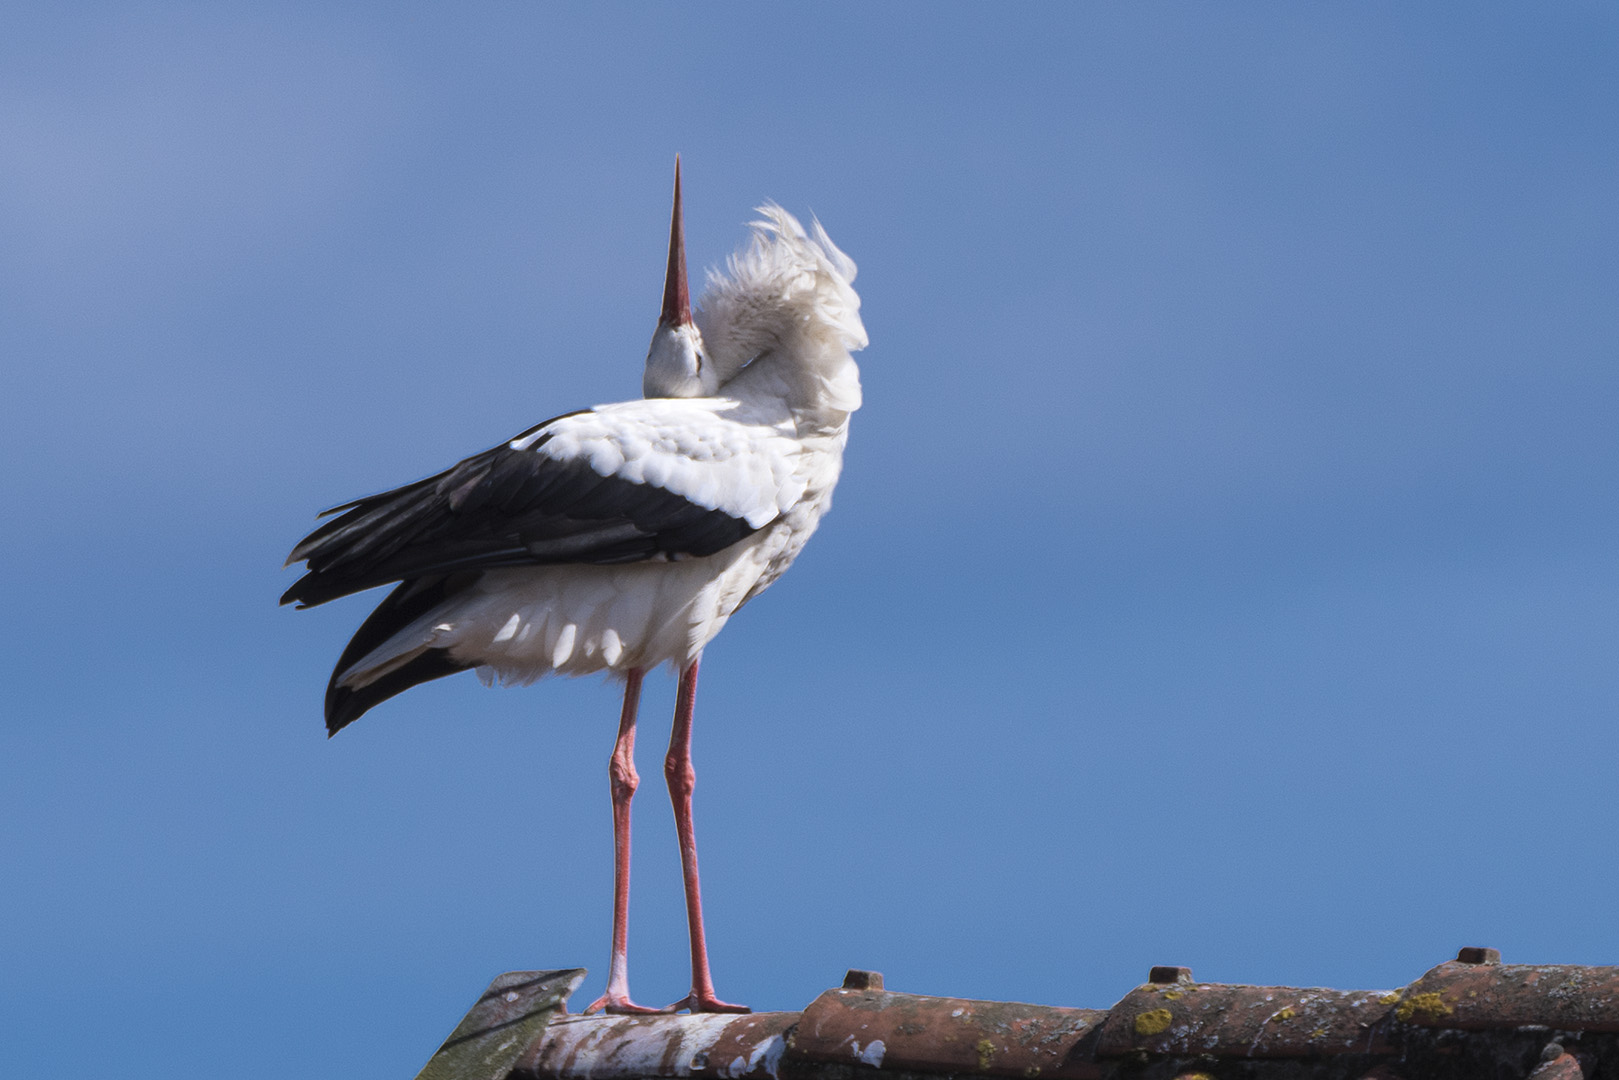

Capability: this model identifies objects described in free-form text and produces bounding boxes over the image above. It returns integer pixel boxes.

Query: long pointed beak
[661,156,692,328]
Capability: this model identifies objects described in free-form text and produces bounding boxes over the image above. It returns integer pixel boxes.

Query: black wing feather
[322,574,478,735]
[283,420,759,609]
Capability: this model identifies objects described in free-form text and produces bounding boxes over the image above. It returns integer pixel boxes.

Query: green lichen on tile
[1395,991,1453,1023]
[976,1037,996,1070]
[1134,1008,1174,1037]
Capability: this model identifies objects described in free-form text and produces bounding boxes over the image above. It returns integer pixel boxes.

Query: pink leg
[583,669,669,1015]
[665,658,749,1013]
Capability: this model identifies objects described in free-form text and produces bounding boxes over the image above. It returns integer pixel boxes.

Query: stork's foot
[582,991,674,1016]
[668,992,750,1014]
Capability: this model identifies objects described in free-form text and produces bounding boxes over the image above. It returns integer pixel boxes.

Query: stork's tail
[323,575,474,734]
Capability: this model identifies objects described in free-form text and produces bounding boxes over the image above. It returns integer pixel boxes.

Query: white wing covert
[519,399,809,529]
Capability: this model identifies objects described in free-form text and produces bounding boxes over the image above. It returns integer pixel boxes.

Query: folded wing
[281,410,768,609]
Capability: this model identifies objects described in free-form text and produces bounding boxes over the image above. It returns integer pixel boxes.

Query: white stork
[282,161,867,1014]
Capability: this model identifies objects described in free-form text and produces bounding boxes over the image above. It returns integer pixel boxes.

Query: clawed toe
[583,993,674,1015]
[667,992,750,1014]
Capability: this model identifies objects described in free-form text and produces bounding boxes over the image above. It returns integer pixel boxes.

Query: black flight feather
[322,574,478,734]
[283,418,760,610]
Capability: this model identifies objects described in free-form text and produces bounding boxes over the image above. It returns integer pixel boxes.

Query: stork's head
[643,158,717,398]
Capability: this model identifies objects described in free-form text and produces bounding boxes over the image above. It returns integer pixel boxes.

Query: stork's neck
[720,337,862,432]
[691,204,866,425]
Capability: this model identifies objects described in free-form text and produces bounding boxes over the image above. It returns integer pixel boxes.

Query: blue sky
[2,4,1616,1077]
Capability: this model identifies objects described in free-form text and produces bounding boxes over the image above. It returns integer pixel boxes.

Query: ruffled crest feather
[695,205,867,402]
